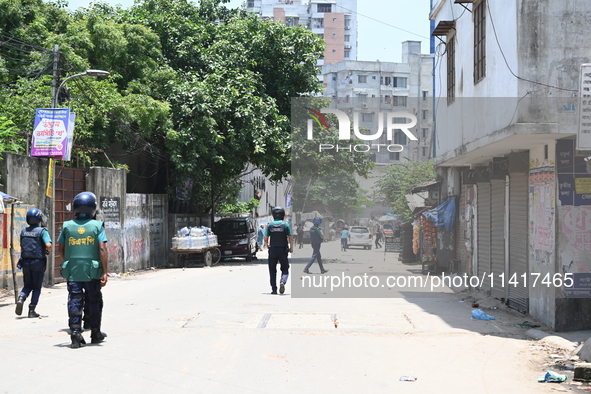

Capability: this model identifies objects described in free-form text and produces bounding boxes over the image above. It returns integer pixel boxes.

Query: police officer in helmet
[303,217,328,274]
[57,192,109,348]
[264,206,294,294]
[15,208,52,317]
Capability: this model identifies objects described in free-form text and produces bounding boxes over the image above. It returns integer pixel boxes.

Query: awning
[411,181,440,194]
[431,20,455,36]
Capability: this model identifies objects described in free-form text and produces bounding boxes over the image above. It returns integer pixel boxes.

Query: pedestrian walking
[15,208,52,318]
[375,225,383,249]
[340,225,349,251]
[297,223,304,249]
[304,217,328,274]
[264,207,294,295]
[257,224,265,252]
[57,192,108,349]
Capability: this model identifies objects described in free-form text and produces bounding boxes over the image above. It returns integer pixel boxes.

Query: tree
[374,159,436,222]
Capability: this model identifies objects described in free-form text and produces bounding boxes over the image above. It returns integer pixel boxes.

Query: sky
[64,0,432,63]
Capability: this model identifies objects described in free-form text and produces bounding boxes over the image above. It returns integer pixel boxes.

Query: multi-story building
[430,0,591,331]
[246,0,358,65]
[322,41,434,164]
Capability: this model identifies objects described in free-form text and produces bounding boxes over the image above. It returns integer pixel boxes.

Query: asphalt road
[0,240,565,393]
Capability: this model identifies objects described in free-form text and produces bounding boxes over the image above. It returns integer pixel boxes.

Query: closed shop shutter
[477,182,491,292]
[508,172,529,312]
[490,179,506,299]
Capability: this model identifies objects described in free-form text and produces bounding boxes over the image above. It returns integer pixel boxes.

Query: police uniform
[304,223,328,274]
[16,223,51,317]
[58,217,107,346]
[265,219,293,294]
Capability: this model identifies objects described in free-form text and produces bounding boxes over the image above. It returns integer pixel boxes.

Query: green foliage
[0,116,22,155]
[217,197,260,215]
[374,159,436,222]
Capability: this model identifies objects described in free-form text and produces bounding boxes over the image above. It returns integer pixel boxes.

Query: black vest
[268,221,288,247]
[309,226,322,244]
[21,226,45,259]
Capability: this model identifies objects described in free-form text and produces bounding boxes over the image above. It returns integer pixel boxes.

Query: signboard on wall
[100,197,121,229]
[578,64,591,150]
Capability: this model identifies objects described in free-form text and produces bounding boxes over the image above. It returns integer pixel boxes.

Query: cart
[171,244,221,267]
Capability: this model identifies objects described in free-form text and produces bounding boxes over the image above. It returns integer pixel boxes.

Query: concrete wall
[87,167,126,273]
[528,144,556,328]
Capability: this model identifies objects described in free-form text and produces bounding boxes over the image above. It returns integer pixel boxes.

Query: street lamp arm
[53,70,110,108]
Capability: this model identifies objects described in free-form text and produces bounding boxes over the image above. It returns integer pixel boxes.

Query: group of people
[15,191,108,349]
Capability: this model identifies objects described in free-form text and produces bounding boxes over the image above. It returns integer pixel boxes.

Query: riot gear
[272,206,285,220]
[73,192,97,219]
[26,208,42,225]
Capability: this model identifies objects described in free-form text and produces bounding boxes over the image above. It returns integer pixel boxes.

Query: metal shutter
[490,179,506,299]
[508,172,529,312]
[477,182,491,292]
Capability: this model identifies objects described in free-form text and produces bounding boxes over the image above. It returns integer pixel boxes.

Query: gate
[53,165,86,281]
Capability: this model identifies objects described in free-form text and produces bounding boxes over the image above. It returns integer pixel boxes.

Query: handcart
[171,244,221,267]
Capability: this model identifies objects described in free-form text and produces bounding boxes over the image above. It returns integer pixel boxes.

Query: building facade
[431,0,591,331]
[246,0,358,65]
[321,41,434,165]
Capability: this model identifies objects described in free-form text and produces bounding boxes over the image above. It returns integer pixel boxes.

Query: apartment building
[246,0,358,65]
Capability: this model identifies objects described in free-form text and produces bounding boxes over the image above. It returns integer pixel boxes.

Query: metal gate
[477,182,491,292]
[53,165,86,281]
[490,179,506,299]
[508,171,529,312]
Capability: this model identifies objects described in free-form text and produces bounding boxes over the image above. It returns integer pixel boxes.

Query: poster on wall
[100,197,121,229]
[31,108,70,157]
[556,139,591,206]
[529,166,555,265]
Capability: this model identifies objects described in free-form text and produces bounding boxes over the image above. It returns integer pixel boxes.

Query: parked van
[214,217,257,261]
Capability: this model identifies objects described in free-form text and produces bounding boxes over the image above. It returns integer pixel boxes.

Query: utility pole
[48,44,59,285]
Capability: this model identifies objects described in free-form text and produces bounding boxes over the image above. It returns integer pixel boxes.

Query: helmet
[26,208,42,225]
[271,206,285,220]
[313,217,322,225]
[73,192,97,219]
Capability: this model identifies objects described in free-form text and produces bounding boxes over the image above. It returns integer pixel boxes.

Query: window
[345,35,350,42]
[474,0,486,83]
[312,18,324,28]
[384,95,392,104]
[318,4,332,12]
[422,110,428,120]
[394,130,407,145]
[247,0,254,7]
[358,94,368,102]
[393,77,407,88]
[344,18,351,29]
[422,91,428,101]
[332,33,337,38]
[332,49,337,53]
[358,75,367,83]
[344,49,350,58]
[384,76,391,86]
[393,96,407,107]
[447,35,455,103]
[422,128,427,139]
[361,113,374,122]
[390,151,400,161]
[422,147,427,157]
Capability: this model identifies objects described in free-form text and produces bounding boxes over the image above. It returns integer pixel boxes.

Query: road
[0,239,569,393]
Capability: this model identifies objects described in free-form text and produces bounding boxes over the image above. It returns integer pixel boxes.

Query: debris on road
[538,370,567,383]
[471,309,495,320]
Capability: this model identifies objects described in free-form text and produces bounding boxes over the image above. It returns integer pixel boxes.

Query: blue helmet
[26,208,42,225]
[313,217,322,225]
[272,206,285,220]
[73,192,97,219]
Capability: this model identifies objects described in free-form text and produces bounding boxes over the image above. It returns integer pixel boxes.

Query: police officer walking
[264,207,294,295]
[15,208,52,318]
[304,217,328,274]
[57,192,109,349]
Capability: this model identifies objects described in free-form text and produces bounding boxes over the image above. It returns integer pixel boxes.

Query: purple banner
[31,108,70,157]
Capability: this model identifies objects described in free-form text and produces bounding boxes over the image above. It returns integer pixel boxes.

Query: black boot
[28,305,40,318]
[90,327,107,344]
[70,331,86,349]
[15,295,25,316]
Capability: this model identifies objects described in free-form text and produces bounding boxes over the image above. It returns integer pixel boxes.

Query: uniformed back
[20,226,45,259]
[268,221,288,247]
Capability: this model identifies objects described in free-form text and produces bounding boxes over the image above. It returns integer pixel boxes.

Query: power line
[334,5,430,40]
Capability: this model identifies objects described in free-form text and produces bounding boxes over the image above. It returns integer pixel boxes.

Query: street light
[51,69,110,109]
[48,69,109,285]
